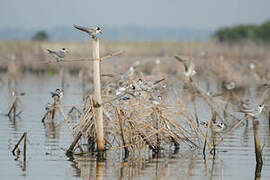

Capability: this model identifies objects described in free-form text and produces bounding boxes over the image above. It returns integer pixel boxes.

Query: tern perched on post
[174,55,196,78]
[47,48,68,61]
[73,25,102,38]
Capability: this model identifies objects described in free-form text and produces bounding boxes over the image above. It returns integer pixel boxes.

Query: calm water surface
[0,74,270,180]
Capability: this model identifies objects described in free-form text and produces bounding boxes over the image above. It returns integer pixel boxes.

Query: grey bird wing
[50,91,58,97]
[174,55,189,72]
[47,49,55,54]
[74,25,93,34]
[56,51,65,58]
[47,49,64,58]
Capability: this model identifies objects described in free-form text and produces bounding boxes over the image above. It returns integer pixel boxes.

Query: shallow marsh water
[0,74,270,180]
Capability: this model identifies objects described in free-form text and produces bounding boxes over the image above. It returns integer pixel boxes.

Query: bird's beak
[66,51,69,53]
[100,31,103,34]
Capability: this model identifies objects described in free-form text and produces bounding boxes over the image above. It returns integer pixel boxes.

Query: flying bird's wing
[74,25,92,34]
[174,55,189,72]
[47,49,60,57]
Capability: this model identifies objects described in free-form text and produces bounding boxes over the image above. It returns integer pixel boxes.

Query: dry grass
[1,40,270,88]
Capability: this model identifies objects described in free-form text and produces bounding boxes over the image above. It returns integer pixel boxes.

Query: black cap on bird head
[96,26,102,34]
[62,48,68,53]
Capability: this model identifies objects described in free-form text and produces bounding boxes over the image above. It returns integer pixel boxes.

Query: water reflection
[67,152,230,180]
[44,121,59,140]
[0,74,270,180]
[255,164,262,180]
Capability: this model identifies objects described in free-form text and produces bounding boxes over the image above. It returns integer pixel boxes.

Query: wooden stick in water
[23,132,27,157]
[23,132,27,171]
[12,132,26,155]
[66,131,83,156]
[253,119,263,165]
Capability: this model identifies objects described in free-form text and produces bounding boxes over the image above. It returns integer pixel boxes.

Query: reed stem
[117,107,129,158]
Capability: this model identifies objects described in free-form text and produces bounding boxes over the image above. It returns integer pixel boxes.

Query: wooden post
[23,132,27,171]
[92,37,105,152]
[23,132,27,157]
[253,119,263,165]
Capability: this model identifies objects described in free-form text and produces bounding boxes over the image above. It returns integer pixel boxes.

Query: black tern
[200,121,226,133]
[74,25,102,38]
[47,48,68,61]
[174,55,196,77]
[224,80,236,90]
[50,88,63,100]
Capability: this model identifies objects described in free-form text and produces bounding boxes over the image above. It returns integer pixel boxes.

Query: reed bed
[1,40,270,89]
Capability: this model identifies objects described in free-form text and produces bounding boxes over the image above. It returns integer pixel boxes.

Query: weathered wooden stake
[66,131,83,156]
[253,119,263,165]
[93,37,105,153]
[7,98,18,120]
[268,110,270,128]
[12,132,27,160]
[23,132,27,171]
[23,132,27,158]
[12,133,25,155]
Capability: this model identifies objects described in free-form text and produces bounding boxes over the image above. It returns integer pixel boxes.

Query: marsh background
[1,1,270,180]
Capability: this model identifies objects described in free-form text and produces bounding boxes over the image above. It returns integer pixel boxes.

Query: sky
[1,0,270,30]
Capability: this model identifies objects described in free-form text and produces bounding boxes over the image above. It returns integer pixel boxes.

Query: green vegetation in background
[213,20,270,43]
[32,31,49,41]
